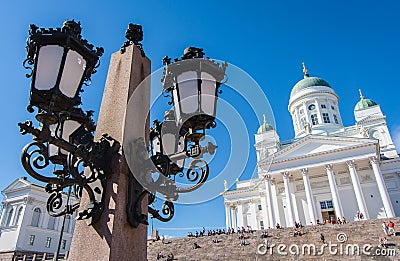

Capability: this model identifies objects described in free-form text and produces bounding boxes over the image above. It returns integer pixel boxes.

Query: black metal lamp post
[19,21,227,229]
[19,20,119,226]
[131,47,225,224]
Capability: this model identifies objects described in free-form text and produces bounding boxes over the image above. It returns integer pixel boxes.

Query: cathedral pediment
[2,178,31,193]
[269,135,378,164]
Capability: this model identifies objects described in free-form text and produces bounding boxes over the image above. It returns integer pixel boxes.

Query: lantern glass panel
[35,45,64,90]
[59,50,87,98]
[177,71,198,114]
[173,88,181,125]
[162,133,176,156]
[60,120,81,154]
[48,124,59,157]
[200,72,216,116]
[176,136,185,168]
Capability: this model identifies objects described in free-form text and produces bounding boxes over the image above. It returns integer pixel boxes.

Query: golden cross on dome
[263,114,266,124]
[359,89,364,99]
[302,62,308,77]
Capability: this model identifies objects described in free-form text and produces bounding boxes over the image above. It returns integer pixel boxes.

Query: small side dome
[257,123,274,134]
[354,89,377,111]
[257,115,274,134]
[290,76,331,97]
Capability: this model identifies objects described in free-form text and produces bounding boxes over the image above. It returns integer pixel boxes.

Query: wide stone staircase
[147,218,400,260]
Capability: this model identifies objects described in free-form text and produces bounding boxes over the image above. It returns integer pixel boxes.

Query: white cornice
[259,135,377,166]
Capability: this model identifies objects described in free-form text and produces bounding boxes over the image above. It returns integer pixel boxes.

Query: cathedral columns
[224,203,231,230]
[231,206,237,229]
[264,175,275,228]
[346,160,369,219]
[301,168,317,224]
[236,204,243,228]
[260,195,269,229]
[325,164,344,219]
[250,200,258,229]
[282,172,295,227]
[370,157,395,218]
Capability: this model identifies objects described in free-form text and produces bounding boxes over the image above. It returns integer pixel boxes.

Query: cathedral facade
[222,67,400,230]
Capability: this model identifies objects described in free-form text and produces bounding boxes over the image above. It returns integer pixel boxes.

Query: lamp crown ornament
[120,23,144,55]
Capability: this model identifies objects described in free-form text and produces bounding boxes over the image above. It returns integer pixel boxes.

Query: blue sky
[1,0,400,238]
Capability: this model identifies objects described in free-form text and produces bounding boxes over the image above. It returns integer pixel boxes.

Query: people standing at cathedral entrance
[388,220,395,235]
[382,222,389,236]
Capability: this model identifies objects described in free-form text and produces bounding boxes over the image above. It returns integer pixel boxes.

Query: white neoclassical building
[0,177,78,260]
[222,67,400,230]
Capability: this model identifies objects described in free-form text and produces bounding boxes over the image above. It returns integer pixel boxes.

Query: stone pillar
[264,175,275,228]
[225,203,231,230]
[370,157,395,218]
[346,160,369,220]
[301,168,317,224]
[231,207,237,229]
[259,195,269,229]
[282,172,295,227]
[69,44,150,261]
[250,201,258,229]
[325,164,344,219]
[236,204,243,228]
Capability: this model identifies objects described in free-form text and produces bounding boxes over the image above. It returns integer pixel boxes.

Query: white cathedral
[222,65,400,230]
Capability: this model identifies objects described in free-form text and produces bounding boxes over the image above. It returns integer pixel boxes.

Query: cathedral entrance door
[321,211,336,223]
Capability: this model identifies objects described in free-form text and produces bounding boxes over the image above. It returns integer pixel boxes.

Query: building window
[47,216,56,230]
[61,240,67,250]
[322,113,330,123]
[331,105,335,110]
[31,208,41,227]
[333,114,339,124]
[300,117,307,127]
[28,235,35,246]
[321,104,326,109]
[308,104,316,110]
[260,220,264,230]
[15,207,23,226]
[45,237,51,248]
[299,109,304,115]
[320,200,334,210]
[6,208,14,227]
[311,114,318,125]
[258,205,262,211]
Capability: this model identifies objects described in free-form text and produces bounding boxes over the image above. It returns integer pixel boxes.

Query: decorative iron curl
[23,57,34,78]
[46,191,79,217]
[176,159,209,194]
[148,200,174,222]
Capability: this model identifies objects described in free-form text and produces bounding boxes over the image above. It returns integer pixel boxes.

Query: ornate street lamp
[19,20,118,224]
[19,21,227,228]
[132,48,225,224]
[24,20,104,114]
[162,47,227,133]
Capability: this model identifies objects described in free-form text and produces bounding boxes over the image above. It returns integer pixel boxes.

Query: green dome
[354,98,377,111]
[290,76,332,97]
[257,122,274,134]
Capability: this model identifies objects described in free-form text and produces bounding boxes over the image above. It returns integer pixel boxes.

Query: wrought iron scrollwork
[19,111,120,224]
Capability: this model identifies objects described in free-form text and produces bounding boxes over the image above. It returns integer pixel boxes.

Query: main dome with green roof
[290,76,332,97]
